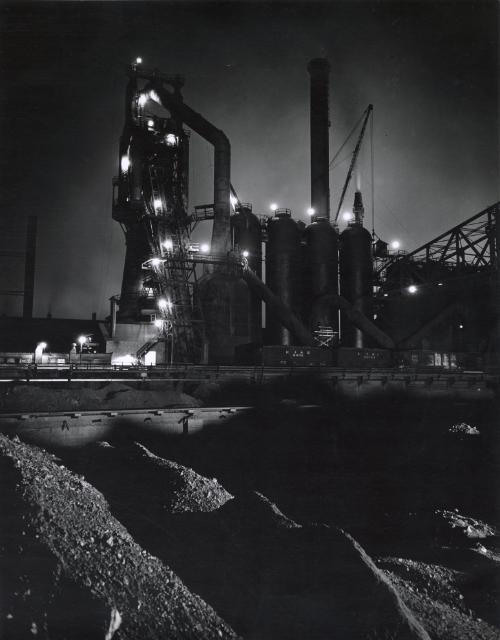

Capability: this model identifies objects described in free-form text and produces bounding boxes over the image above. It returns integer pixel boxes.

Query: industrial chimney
[307,58,331,219]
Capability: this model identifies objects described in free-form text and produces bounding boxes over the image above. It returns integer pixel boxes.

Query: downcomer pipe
[151,83,231,255]
[308,58,331,220]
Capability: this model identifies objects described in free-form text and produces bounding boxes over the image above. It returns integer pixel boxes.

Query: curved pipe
[150,83,231,255]
[321,294,396,350]
[242,268,316,346]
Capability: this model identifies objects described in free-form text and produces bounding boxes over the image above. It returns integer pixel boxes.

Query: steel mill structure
[106,57,499,369]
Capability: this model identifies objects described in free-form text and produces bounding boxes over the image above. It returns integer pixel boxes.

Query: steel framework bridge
[375,202,499,290]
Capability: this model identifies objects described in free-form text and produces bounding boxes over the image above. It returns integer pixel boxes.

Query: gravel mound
[449,422,480,435]
[434,509,498,541]
[378,556,500,639]
[0,434,239,639]
[115,441,234,513]
[70,440,233,515]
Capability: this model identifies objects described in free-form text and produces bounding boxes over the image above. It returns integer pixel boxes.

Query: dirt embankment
[0,381,200,413]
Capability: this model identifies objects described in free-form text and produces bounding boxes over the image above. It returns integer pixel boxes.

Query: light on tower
[120,155,130,173]
[270,203,278,212]
[407,285,417,294]
[135,57,143,64]
[165,133,178,146]
[390,240,401,250]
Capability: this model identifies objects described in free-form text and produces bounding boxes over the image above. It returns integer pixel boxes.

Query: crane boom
[334,104,373,223]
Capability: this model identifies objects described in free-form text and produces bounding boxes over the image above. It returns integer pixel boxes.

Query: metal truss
[375,202,499,288]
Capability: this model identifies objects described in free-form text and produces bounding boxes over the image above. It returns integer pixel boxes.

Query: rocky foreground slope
[0,434,434,640]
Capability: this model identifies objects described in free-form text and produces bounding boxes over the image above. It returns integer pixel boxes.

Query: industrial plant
[1,45,499,640]
[99,57,499,372]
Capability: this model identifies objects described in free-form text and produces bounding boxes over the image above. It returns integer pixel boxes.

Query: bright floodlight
[459,324,464,329]
[136,57,143,64]
[147,119,154,127]
[151,257,162,267]
[163,238,173,251]
[242,250,249,258]
[120,155,130,173]
[77,335,87,346]
[200,243,210,253]
[138,93,148,107]
[154,319,164,329]
[165,133,177,146]
[342,211,353,221]
[158,298,168,310]
[407,285,417,294]
[153,198,162,211]
[390,240,401,250]
[270,203,278,212]
[306,207,315,216]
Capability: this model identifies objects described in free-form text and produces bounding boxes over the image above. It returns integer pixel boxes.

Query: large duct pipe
[151,84,231,255]
[242,268,315,346]
[308,58,331,219]
[322,294,396,350]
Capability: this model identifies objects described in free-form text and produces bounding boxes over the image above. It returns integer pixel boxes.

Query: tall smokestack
[307,58,331,220]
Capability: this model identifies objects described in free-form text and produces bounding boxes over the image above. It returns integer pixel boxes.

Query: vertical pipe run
[308,58,331,220]
[23,216,37,319]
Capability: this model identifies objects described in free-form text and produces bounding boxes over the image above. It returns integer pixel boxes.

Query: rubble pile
[0,435,238,639]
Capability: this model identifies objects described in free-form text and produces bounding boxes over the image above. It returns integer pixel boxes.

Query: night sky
[1,1,498,319]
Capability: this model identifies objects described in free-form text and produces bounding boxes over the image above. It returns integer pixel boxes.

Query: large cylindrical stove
[266,209,302,345]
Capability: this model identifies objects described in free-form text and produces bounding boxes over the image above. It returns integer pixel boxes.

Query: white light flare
[153,198,162,212]
[165,133,178,146]
[135,57,143,64]
[270,203,278,212]
[390,240,401,250]
[151,257,162,268]
[163,238,173,251]
[407,285,418,294]
[158,298,173,312]
[230,194,238,210]
[120,155,130,173]
[148,89,160,103]
[242,250,249,258]
[77,335,87,346]
[306,207,315,216]
[147,119,155,128]
[137,93,148,107]
[342,211,353,222]
[200,243,210,253]
[154,318,164,329]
